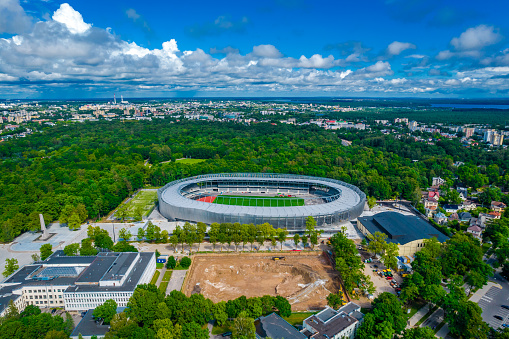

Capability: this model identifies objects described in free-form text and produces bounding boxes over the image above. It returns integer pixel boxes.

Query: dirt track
[183,253,341,311]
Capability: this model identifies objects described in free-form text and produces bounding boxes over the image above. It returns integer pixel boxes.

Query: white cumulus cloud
[387,41,416,56]
[450,25,502,51]
[52,3,91,34]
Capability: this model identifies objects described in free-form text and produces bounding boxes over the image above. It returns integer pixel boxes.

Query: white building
[0,251,156,316]
[302,302,364,339]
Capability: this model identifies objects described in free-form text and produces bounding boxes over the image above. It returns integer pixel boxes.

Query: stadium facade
[157,173,366,230]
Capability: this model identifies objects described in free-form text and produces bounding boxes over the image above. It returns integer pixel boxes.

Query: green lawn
[214,195,305,207]
[282,312,316,326]
[162,270,172,281]
[150,270,160,285]
[404,300,426,321]
[159,280,169,293]
[115,190,157,219]
[156,263,164,269]
[176,158,206,165]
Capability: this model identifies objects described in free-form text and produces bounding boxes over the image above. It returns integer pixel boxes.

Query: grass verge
[162,270,172,281]
[176,158,206,165]
[159,280,169,293]
[150,270,160,285]
[156,263,164,269]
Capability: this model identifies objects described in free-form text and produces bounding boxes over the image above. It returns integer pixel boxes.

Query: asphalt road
[421,308,444,331]
[166,269,187,294]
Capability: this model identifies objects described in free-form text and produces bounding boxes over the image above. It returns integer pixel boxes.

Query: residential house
[492,201,507,213]
[434,212,447,225]
[458,212,472,223]
[488,211,501,219]
[467,225,483,240]
[457,187,468,200]
[432,177,446,186]
[424,197,439,209]
[448,213,459,223]
[443,204,460,213]
[461,200,477,211]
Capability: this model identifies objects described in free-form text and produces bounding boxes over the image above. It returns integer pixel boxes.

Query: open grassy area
[214,195,305,207]
[404,300,426,321]
[159,280,169,293]
[212,321,233,335]
[116,190,157,219]
[156,263,164,269]
[150,270,160,285]
[282,312,316,326]
[176,158,206,165]
[162,270,172,281]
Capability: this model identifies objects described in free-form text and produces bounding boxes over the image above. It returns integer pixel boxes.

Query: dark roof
[358,212,448,245]
[70,309,110,338]
[76,256,117,284]
[304,312,357,339]
[66,252,154,292]
[254,313,306,339]
[458,212,472,220]
[443,204,460,210]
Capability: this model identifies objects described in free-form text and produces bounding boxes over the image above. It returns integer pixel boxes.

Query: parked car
[386,277,393,280]
[494,315,503,321]
[222,331,232,337]
[502,305,509,310]
[503,324,509,328]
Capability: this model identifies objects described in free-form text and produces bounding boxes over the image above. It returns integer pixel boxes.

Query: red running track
[197,196,216,203]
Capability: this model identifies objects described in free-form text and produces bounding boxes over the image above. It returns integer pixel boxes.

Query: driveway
[166,270,187,294]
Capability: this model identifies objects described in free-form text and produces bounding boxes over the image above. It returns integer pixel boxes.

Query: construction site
[183,252,342,311]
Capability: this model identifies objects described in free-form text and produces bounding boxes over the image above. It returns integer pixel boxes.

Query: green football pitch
[213,195,305,207]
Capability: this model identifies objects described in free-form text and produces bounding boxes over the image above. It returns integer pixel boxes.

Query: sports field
[213,195,305,207]
[175,158,205,165]
[118,190,157,218]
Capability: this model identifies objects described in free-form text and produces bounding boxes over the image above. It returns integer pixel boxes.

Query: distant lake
[431,103,509,110]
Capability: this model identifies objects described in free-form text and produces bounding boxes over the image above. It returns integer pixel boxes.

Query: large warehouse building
[0,250,156,316]
[157,173,366,230]
[357,212,449,256]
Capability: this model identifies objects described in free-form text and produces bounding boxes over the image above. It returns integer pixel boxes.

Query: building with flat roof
[255,312,306,339]
[70,309,109,339]
[0,250,155,316]
[302,302,364,339]
[357,212,448,256]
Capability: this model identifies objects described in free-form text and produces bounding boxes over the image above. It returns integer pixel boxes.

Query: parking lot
[359,248,402,297]
[477,285,509,329]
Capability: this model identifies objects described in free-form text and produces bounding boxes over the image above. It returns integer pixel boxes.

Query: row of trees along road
[135,217,321,253]
[1,119,507,243]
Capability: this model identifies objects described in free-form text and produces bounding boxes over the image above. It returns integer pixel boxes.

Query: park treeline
[0,119,508,242]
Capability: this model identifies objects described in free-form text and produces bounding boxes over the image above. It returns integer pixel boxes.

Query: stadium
[157,173,366,230]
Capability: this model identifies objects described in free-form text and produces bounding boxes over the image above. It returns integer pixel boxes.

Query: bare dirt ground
[183,253,341,311]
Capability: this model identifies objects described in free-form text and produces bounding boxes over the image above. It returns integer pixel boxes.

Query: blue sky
[1,0,508,98]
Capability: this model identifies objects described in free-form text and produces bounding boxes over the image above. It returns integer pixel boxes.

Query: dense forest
[0,119,507,242]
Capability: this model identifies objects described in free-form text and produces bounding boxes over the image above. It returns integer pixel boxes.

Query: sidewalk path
[407,303,430,328]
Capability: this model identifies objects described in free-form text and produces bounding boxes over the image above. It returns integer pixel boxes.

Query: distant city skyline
[0,0,508,98]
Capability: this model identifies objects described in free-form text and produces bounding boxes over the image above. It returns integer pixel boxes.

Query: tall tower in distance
[114,93,117,105]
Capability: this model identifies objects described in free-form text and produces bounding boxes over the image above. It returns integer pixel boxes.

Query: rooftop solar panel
[38,267,79,277]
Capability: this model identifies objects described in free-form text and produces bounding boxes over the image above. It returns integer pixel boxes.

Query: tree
[126,284,165,327]
[119,228,132,241]
[112,241,138,252]
[40,243,53,260]
[305,216,317,238]
[80,238,98,256]
[293,233,300,249]
[3,258,18,277]
[116,205,129,222]
[166,256,177,269]
[31,253,40,262]
[180,256,191,269]
[213,301,228,326]
[134,206,143,222]
[93,299,118,324]
[137,228,145,241]
[367,196,377,210]
[277,229,288,250]
[169,235,179,251]
[326,292,344,309]
[310,233,318,250]
[302,235,308,249]
[68,213,82,230]
[64,243,80,256]
[381,242,399,270]
[441,189,462,205]
[95,233,113,250]
[402,327,435,339]
[366,231,387,256]
[232,311,256,339]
